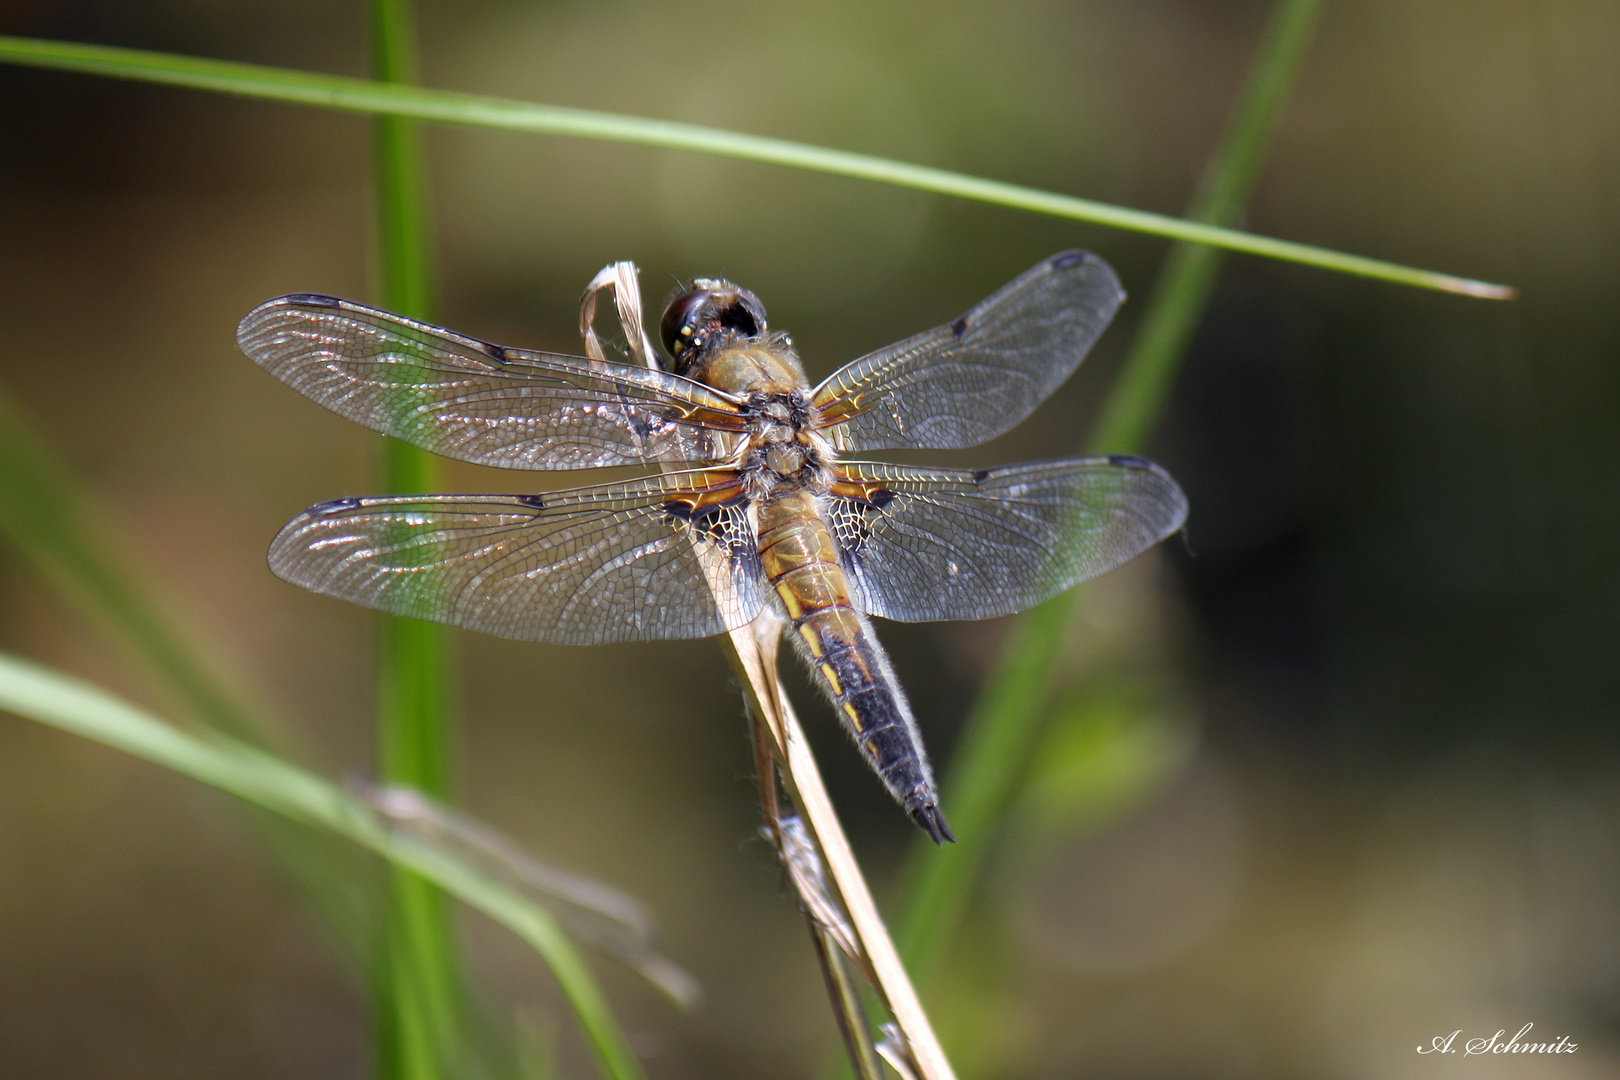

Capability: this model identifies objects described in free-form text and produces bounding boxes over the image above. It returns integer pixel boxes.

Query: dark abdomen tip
[910,802,956,844]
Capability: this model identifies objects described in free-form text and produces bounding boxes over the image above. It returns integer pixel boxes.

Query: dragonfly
[238,251,1188,843]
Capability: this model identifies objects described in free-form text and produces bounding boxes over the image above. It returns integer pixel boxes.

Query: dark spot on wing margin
[309,496,363,515]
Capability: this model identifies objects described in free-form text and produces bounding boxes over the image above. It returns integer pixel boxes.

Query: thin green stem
[893,0,1330,990]
[1090,0,1329,454]
[0,34,1510,298]
[0,389,257,736]
[0,385,377,955]
[0,650,647,1080]
[894,599,1074,974]
[369,3,460,1078]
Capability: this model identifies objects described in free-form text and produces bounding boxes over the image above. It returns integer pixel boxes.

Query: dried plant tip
[777,815,863,964]
[580,261,658,367]
[877,1023,922,1080]
[351,776,702,1008]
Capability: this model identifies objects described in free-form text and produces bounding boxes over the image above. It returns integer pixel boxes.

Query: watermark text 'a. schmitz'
[1418,1024,1576,1056]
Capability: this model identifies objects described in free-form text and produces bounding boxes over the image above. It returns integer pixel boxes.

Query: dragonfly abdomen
[756,491,954,843]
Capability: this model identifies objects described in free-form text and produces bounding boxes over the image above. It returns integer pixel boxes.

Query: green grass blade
[0,387,261,740]
[0,383,378,955]
[893,0,1329,988]
[894,599,1074,972]
[367,2,463,1077]
[1089,0,1328,454]
[0,33,1510,298]
[0,649,647,1080]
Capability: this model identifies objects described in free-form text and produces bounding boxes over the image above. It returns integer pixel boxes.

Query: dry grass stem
[753,714,883,1080]
[583,264,955,1080]
[723,615,952,1080]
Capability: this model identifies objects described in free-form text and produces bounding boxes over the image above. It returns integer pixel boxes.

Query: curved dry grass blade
[774,816,862,969]
[581,262,659,368]
[357,780,701,1008]
[0,34,1511,298]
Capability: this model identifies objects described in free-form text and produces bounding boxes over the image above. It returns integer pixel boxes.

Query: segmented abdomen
[755,490,953,842]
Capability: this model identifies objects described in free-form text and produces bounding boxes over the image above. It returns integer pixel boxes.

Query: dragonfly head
[660,279,768,373]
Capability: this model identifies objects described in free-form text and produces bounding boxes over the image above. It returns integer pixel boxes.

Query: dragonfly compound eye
[660,280,768,367]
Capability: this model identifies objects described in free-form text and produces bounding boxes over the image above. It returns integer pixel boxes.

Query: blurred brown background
[1,0,1617,1077]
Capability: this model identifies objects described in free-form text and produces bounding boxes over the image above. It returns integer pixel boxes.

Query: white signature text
[1418,1024,1576,1056]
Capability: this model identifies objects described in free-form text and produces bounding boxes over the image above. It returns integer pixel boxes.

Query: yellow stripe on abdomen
[756,490,951,841]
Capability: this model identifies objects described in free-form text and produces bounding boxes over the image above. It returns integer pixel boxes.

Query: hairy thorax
[740,399,832,500]
[684,338,808,396]
[691,340,836,501]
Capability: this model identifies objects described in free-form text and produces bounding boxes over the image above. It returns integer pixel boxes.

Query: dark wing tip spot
[309,496,363,515]
[910,803,956,844]
[971,467,992,483]
[1106,453,1155,469]
[518,494,545,509]
[949,314,971,338]
[281,293,343,308]
[1049,250,1090,269]
[482,342,509,363]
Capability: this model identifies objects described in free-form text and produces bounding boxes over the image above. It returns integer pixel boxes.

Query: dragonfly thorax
[744,389,811,436]
[764,442,810,476]
[737,388,825,484]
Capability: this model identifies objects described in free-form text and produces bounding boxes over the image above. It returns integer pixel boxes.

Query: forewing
[828,456,1187,623]
[238,294,747,469]
[810,251,1124,451]
[268,472,765,645]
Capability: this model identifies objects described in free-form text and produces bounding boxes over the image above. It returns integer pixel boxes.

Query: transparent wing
[239,294,748,470]
[268,471,765,645]
[827,456,1187,623]
[810,251,1124,451]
